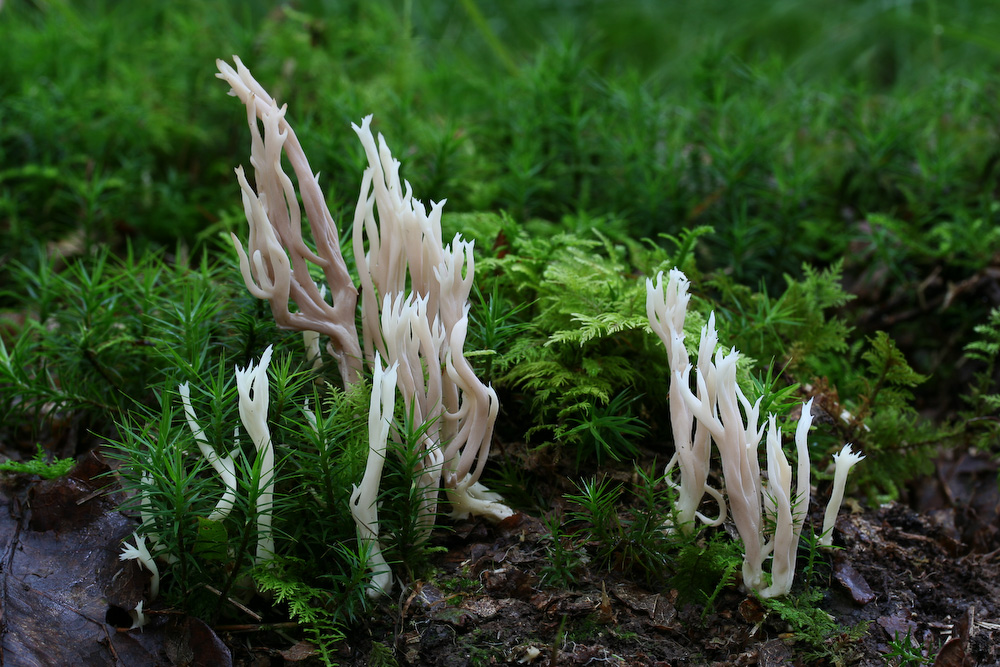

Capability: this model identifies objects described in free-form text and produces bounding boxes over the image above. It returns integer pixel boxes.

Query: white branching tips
[220,57,508,533]
[678,349,818,597]
[646,269,691,370]
[235,345,276,563]
[217,57,362,387]
[679,346,770,591]
[350,353,398,598]
[178,382,238,521]
[352,117,510,524]
[379,292,446,537]
[759,408,812,599]
[646,269,864,598]
[120,532,160,601]
[648,268,864,597]
[646,271,725,533]
[821,444,865,546]
[351,113,448,364]
[380,293,445,434]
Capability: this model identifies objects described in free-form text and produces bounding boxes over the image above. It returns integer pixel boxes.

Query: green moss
[0,444,74,480]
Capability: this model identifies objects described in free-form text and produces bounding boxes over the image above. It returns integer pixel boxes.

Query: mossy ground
[2,1,1000,664]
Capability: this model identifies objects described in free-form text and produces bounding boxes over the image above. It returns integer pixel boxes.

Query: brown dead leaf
[833,553,876,605]
[0,455,231,666]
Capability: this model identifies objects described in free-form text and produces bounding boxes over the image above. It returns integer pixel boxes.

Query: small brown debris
[833,553,875,605]
[738,596,766,625]
[933,606,974,667]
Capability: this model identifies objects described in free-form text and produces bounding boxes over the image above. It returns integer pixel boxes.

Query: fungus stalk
[178,382,238,521]
[353,117,510,524]
[679,354,822,597]
[646,270,725,533]
[677,346,769,591]
[438,243,508,521]
[219,57,508,529]
[350,353,398,598]
[234,345,276,563]
[820,444,865,546]
[217,57,362,387]
[758,400,813,599]
[649,269,863,597]
[119,532,160,601]
[380,292,446,539]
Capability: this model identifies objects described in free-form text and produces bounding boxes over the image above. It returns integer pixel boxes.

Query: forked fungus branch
[217,57,512,589]
[648,269,861,598]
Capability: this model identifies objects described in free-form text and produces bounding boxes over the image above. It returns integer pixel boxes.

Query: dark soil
[318,448,1000,667]
[2,443,997,667]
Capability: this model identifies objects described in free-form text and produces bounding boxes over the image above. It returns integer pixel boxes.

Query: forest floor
[1,439,997,666]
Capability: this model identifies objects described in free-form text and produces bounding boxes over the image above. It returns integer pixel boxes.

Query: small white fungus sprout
[128,600,148,630]
[234,345,276,563]
[178,382,238,521]
[350,353,398,598]
[119,532,160,601]
[820,444,865,546]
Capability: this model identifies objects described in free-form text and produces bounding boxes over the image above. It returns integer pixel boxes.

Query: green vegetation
[3,0,1000,663]
[885,629,937,666]
[565,465,677,585]
[965,306,1000,438]
[0,444,75,479]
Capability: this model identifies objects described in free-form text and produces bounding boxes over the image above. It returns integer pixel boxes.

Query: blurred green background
[3,0,1000,414]
[4,0,999,257]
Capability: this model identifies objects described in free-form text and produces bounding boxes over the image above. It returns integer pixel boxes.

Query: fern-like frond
[546,311,650,347]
